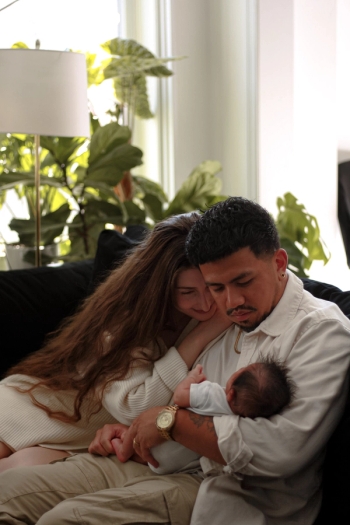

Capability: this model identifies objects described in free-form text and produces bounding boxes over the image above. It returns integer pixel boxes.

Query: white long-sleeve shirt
[193,270,350,524]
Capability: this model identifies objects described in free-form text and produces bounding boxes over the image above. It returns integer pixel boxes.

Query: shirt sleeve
[102,346,188,425]
[190,381,232,416]
[212,318,350,478]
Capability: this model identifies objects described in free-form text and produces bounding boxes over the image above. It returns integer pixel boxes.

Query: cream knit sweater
[0,319,197,452]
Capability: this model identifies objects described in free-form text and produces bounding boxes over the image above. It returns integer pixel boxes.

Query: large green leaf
[279,237,310,278]
[276,192,330,277]
[165,161,223,217]
[114,76,153,119]
[101,38,174,78]
[0,172,64,191]
[132,175,168,203]
[123,200,146,225]
[83,179,119,196]
[87,143,143,178]
[141,194,164,222]
[67,201,125,260]
[40,136,87,165]
[102,56,175,79]
[85,167,125,187]
[9,203,70,246]
[89,122,131,165]
[132,175,168,222]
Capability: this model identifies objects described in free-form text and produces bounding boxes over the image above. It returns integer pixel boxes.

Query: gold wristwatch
[156,404,179,440]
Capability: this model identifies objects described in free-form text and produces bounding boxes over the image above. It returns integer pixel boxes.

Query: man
[0,197,349,525]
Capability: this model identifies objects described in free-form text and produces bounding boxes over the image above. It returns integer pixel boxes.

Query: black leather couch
[0,229,349,524]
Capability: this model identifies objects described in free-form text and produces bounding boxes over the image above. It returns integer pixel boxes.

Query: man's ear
[274,248,288,274]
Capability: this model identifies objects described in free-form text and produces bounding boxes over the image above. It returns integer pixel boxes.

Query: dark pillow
[0,260,94,378]
[91,226,148,290]
[302,277,350,319]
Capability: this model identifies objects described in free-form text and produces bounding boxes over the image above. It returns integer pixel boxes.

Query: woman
[0,213,230,471]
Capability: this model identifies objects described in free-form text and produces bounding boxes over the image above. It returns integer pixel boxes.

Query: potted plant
[0,121,144,265]
[0,38,184,267]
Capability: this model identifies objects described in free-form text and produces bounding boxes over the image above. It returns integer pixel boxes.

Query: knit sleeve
[102,346,188,425]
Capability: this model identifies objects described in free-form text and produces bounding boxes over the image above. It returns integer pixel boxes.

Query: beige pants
[0,453,201,525]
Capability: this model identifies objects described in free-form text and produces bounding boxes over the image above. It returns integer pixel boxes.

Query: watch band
[157,404,179,441]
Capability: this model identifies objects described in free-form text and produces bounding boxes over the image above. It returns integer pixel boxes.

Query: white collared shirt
[194,271,350,523]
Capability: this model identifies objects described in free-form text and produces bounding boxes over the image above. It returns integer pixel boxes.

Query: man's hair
[186,197,280,266]
[232,356,296,419]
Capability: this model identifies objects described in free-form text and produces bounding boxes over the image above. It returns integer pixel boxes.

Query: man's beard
[230,307,275,333]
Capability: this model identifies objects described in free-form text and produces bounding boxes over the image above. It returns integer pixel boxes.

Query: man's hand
[88,423,129,456]
[125,406,168,468]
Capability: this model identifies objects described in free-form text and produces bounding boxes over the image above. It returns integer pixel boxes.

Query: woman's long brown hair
[7,213,200,422]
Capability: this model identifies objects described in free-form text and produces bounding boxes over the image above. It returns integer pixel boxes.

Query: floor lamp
[0,48,90,266]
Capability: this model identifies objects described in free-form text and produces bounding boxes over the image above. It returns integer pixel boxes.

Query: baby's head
[226,356,296,419]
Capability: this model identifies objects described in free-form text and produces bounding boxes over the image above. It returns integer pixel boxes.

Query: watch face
[157,411,173,429]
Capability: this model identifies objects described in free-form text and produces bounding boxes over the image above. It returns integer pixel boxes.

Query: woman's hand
[177,309,233,367]
[88,423,129,456]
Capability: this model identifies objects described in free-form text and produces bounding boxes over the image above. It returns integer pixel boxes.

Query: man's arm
[213,318,350,478]
[122,406,225,468]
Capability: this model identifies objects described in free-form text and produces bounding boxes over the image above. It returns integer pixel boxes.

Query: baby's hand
[189,364,207,383]
[111,437,130,463]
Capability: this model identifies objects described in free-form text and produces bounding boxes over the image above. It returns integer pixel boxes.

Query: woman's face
[174,267,216,321]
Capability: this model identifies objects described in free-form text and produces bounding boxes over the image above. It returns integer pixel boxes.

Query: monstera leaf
[276,192,330,277]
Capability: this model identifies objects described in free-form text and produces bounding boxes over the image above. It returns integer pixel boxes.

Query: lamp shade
[0,49,90,137]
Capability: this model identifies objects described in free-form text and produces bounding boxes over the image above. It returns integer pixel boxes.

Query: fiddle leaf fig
[40,136,86,166]
[9,203,71,246]
[89,122,131,164]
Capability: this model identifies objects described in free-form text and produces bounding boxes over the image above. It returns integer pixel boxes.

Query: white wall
[258,0,349,289]
[170,0,257,198]
[337,0,350,161]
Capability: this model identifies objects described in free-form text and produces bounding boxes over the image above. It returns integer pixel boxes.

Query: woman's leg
[0,453,200,525]
[0,446,69,473]
[0,442,12,459]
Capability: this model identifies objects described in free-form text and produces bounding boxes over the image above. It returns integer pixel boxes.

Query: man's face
[200,247,288,332]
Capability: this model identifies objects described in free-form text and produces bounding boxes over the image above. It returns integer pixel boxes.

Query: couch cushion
[90,226,148,289]
[0,260,94,378]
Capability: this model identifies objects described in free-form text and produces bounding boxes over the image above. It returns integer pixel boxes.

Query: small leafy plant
[276,192,330,277]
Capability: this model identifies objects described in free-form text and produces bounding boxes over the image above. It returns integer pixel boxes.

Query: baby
[114,356,296,474]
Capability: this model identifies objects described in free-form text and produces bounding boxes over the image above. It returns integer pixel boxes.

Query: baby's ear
[226,387,236,404]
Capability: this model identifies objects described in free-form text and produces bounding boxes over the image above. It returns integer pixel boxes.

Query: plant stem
[60,163,89,255]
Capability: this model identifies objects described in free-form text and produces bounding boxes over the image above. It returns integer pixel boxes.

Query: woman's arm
[103,313,232,425]
[102,347,188,424]
[176,310,233,368]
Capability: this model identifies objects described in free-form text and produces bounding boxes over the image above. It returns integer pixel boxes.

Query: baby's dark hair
[232,356,296,419]
[186,197,280,266]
